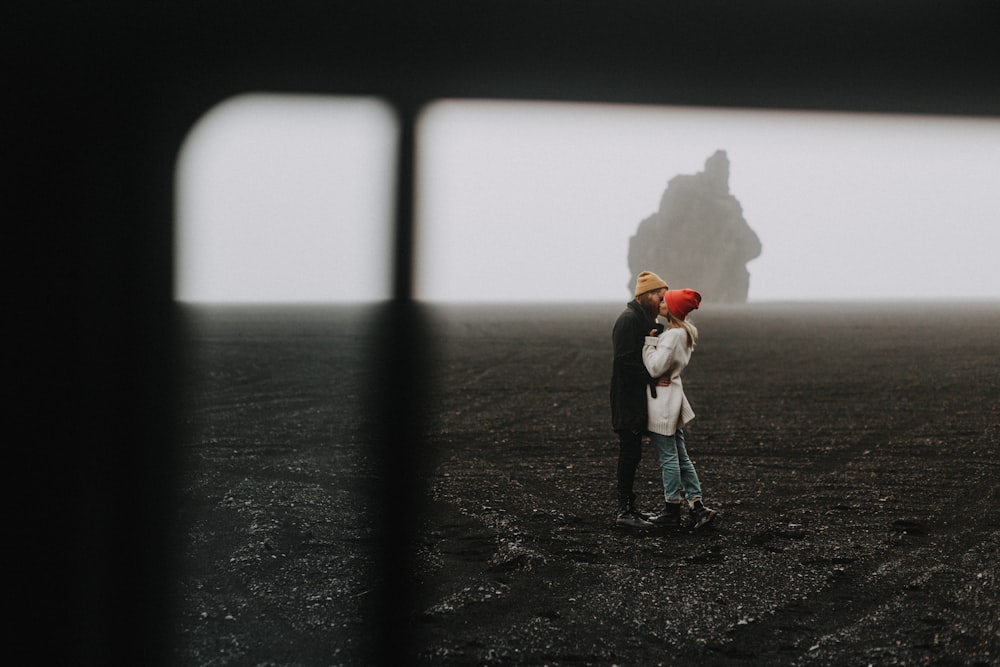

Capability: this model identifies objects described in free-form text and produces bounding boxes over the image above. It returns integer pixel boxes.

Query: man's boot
[649,501,681,527]
[627,493,654,522]
[616,493,653,529]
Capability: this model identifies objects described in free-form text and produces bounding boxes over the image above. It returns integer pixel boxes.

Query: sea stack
[627,150,762,303]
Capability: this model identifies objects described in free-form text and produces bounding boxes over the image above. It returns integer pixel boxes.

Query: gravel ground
[171,302,1000,666]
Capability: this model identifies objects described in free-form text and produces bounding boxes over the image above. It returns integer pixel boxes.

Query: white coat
[642,327,695,436]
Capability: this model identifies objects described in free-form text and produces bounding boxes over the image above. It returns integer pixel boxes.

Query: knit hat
[633,271,668,297]
[665,289,702,320]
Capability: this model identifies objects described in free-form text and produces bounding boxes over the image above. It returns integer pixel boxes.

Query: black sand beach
[170,302,999,665]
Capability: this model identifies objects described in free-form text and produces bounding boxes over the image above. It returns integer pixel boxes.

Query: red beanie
[665,289,702,320]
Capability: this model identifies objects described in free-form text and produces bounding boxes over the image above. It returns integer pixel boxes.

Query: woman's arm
[643,328,681,378]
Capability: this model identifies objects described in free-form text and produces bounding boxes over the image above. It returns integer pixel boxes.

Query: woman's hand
[656,376,671,387]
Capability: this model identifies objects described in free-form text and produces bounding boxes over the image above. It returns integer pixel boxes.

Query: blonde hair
[665,311,698,350]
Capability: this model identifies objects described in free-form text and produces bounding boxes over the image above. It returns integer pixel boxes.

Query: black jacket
[610,300,663,432]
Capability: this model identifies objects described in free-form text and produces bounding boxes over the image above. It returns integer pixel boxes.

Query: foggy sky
[175,94,1000,303]
[176,95,397,303]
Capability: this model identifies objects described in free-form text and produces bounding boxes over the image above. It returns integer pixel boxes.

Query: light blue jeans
[650,429,702,503]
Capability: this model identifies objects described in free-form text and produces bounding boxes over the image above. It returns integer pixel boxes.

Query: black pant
[616,429,643,497]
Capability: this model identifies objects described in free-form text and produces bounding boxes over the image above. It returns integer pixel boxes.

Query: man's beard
[637,294,660,318]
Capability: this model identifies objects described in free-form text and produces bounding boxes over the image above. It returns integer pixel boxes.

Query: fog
[175,94,1000,304]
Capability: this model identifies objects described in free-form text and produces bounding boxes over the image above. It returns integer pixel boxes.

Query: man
[610,271,668,529]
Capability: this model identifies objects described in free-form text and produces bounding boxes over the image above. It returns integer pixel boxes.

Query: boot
[689,499,718,529]
[627,493,654,522]
[616,493,653,529]
[649,501,681,527]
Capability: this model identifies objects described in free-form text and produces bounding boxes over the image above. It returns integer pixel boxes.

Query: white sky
[175,94,397,303]
[176,94,1000,303]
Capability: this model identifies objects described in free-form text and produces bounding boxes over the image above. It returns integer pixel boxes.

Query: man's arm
[613,314,654,387]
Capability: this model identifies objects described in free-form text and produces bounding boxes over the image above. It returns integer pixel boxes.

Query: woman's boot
[689,499,718,529]
[649,501,681,527]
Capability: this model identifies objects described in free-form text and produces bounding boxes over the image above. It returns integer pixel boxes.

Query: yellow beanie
[634,271,668,297]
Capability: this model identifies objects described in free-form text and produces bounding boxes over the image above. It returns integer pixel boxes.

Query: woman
[642,288,718,529]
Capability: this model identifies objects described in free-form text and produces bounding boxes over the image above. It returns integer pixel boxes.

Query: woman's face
[658,298,671,318]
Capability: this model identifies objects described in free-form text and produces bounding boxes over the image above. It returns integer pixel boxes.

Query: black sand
[171,302,999,665]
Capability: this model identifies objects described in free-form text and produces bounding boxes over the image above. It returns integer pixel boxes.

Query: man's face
[638,288,666,314]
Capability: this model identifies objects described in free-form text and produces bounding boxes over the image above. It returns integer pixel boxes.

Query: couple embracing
[610,271,719,531]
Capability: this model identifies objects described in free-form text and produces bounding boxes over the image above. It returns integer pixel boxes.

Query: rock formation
[628,150,761,303]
